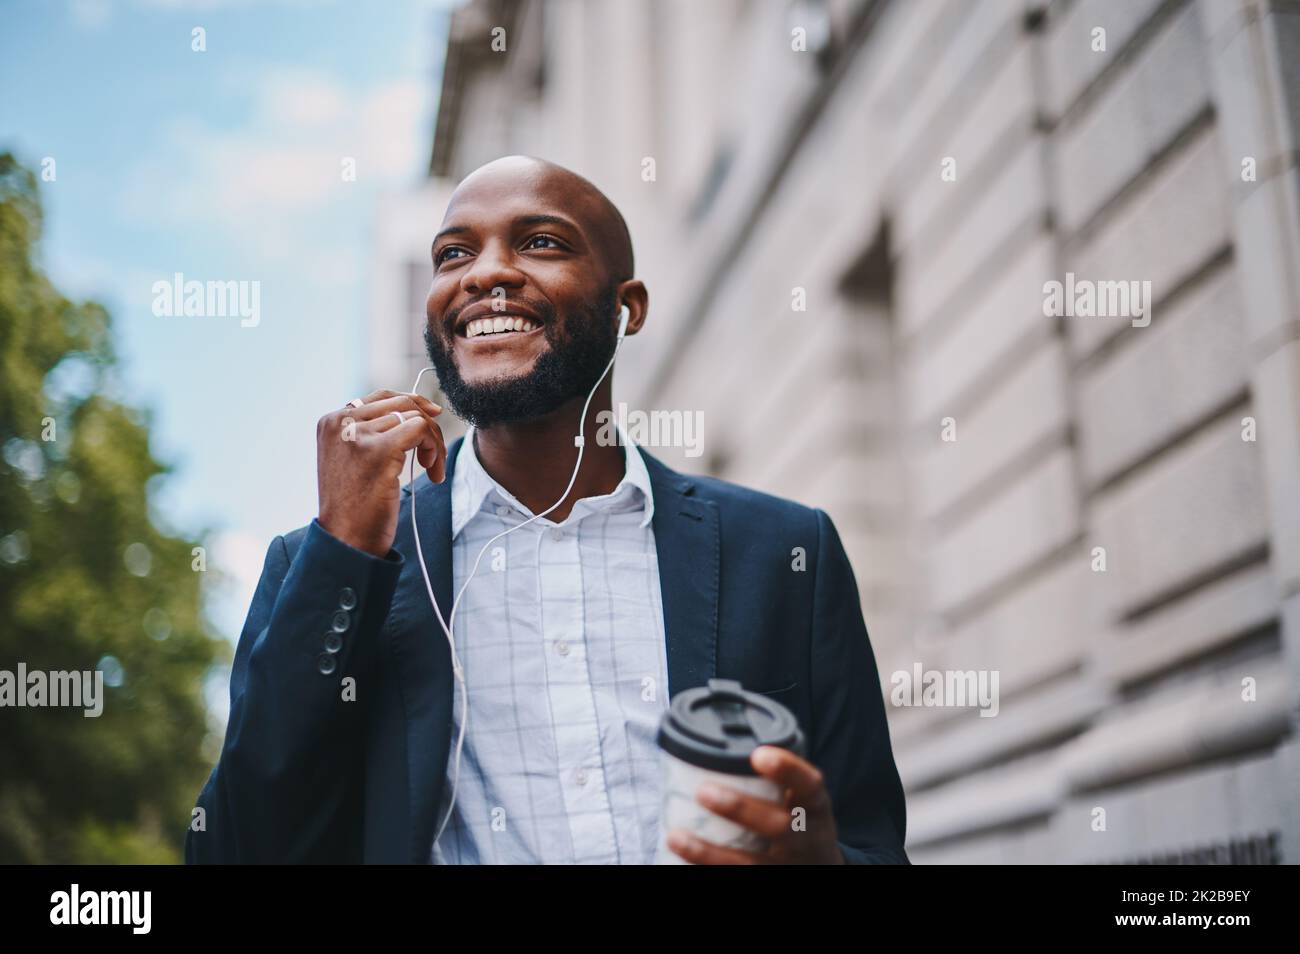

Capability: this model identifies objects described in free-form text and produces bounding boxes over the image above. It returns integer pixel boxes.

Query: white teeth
[464,315,538,337]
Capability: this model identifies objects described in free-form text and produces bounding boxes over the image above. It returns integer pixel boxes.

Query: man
[186,155,908,864]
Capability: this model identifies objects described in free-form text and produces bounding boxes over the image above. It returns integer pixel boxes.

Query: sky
[1,0,457,659]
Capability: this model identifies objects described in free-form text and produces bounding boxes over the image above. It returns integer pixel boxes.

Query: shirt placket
[537,514,618,863]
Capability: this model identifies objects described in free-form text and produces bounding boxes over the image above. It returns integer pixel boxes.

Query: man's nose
[462,240,524,295]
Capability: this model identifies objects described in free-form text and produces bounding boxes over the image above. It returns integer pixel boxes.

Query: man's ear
[617,281,649,336]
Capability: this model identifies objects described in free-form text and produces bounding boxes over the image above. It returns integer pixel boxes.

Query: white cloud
[359,80,428,179]
[120,71,429,209]
[69,0,112,29]
[117,70,430,274]
[259,72,349,128]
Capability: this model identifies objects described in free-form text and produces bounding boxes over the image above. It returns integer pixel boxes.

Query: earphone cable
[406,314,627,853]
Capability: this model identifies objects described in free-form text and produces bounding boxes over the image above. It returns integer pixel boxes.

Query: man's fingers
[322,392,441,442]
[366,408,417,433]
[415,418,447,483]
[373,414,438,450]
[695,782,790,839]
[375,413,446,482]
[346,394,442,423]
[365,408,444,452]
[665,829,770,865]
[750,746,832,812]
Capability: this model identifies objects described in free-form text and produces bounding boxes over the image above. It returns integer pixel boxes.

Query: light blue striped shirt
[430,426,670,864]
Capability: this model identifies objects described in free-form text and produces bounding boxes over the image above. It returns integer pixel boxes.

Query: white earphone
[408,303,630,855]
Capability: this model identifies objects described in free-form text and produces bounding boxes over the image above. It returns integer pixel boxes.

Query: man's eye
[524,235,562,250]
[436,247,467,265]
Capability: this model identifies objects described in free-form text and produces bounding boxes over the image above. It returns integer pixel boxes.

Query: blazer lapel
[641,450,720,698]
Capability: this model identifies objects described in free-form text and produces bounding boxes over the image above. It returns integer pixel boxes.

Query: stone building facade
[370,0,1300,863]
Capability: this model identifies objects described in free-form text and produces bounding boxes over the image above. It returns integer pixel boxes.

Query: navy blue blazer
[186,437,909,864]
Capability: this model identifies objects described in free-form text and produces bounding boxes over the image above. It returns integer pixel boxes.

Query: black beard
[424,287,619,428]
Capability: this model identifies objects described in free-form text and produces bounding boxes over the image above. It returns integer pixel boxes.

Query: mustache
[438,294,558,335]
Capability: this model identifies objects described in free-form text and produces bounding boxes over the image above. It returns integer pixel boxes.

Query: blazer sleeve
[185,519,403,863]
[810,508,910,864]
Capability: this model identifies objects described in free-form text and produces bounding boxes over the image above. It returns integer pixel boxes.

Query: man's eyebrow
[432,224,470,246]
[514,213,580,232]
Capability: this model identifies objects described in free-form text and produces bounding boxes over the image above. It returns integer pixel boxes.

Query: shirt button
[554,639,570,657]
[331,610,350,633]
[317,653,337,676]
[495,505,511,517]
[549,528,565,542]
[574,769,589,786]
[338,587,357,611]
[324,632,343,654]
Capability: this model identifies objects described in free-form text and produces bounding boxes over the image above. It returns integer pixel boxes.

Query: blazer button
[339,587,358,611]
[323,632,343,654]
[331,610,350,633]
[317,653,337,676]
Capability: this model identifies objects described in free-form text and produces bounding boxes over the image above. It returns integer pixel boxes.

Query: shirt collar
[450,420,655,539]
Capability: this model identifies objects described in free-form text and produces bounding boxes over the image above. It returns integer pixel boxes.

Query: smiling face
[424,156,635,428]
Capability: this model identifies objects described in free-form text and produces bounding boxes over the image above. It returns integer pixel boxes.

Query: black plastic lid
[656,678,804,775]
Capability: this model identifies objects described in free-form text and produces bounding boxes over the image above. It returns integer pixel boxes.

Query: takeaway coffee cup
[655,678,805,864]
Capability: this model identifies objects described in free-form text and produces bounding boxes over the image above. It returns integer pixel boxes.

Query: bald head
[445,155,634,282]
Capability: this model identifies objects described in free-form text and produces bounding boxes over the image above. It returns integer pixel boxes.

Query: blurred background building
[369,0,1300,863]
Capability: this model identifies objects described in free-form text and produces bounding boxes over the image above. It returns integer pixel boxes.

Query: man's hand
[317,389,447,558]
[665,745,846,865]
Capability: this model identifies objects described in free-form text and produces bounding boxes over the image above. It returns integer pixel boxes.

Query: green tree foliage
[0,153,226,863]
